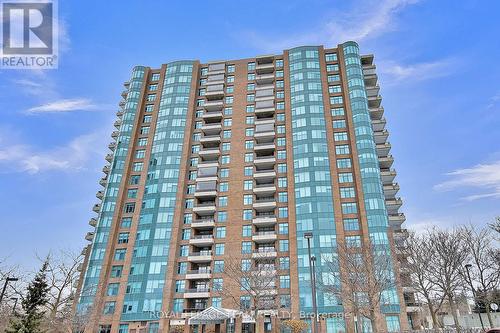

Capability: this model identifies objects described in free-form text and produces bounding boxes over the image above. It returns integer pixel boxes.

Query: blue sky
[1,0,499,270]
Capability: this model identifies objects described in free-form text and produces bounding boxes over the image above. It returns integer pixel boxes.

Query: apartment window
[333,120,346,129]
[247,83,255,91]
[218,196,228,207]
[138,138,148,146]
[279,240,289,252]
[341,202,358,214]
[277,163,287,173]
[240,296,251,310]
[172,299,183,313]
[223,130,231,139]
[185,199,194,208]
[184,214,192,224]
[215,227,226,239]
[195,121,202,129]
[224,107,233,115]
[335,145,350,155]
[242,225,252,237]
[220,168,229,178]
[226,86,234,94]
[247,73,255,80]
[192,133,201,141]
[175,280,185,293]
[328,74,340,83]
[212,297,222,308]
[279,257,290,270]
[329,85,342,94]
[245,141,254,150]
[145,104,153,112]
[325,53,338,62]
[140,126,150,135]
[278,177,287,187]
[277,150,286,160]
[279,223,289,235]
[338,172,354,183]
[277,125,286,134]
[246,105,255,113]
[188,171,197,180]
[135,150,146,159]
[114,249,126,261]
[227,76,235,83]
[151,73,160,81]
[227,64,235,73]
[346,235,362,247]
[278,192,288,203]
[343,218,360,231]
[330,96,344,105]
[280,295,291,308]
[221,155,230,164]
[198,88,206,97]
[201,67,208,76]
[334,132,348,141]
[276,101,285,110]
[276,80,284,88]
[276,59,283,68]
[219,182,229,192]
[243,180,253,190]
[124,203,135,213]
[276,70,284,78]
[179,245,189,257]
[327,64,339,72]
[218,211,227,222]
[214,260,224,273]
[337,158,352,169]
[277,137,286,147]
[107,283,119,296]
[133,162,143,172]
[247,94,255,102]
[222,142,231,151]
[223,118,232,127]
[111,265,123,278]
[118,233,129,244]
[241,241,252,254]
[245,128,254,137]
[280,275,290,289]
[197,99,204,107]
[147,94,156,102]
[127,189,138,199]
[276,91,285,99]
[121,217,132,228]
[215,244,225,255]
[243,194,253,205]
[241,259,251,271]
[278,207,288,218]
[331,107,345,116]
[181,229,190,240]
[247,62,255,71]
[103,301,116,314]
[244,166,253,176]
[243,209,252,220]
[246,116,254,124]
[149,84,157,91]
[340,187,356,199]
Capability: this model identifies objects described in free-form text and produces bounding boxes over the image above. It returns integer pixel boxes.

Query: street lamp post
[465,264,485,330]
[10,297,18,314]
[304,232,319,333]
[0,277,19,303]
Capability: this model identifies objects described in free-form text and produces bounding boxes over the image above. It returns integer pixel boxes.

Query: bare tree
[403,231,445,329]
[462,225,500,327]
[320,239,397,333]
[216,256,279,322]
[489,217,500,236]
[427,227,469,333]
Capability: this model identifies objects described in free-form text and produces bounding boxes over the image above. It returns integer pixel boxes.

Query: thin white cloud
[434,161,500,201]
[0,129,109,174]
[26,98,98,114]
[379,58,456,82]
[240,0,422,52]
[487,91,500,109]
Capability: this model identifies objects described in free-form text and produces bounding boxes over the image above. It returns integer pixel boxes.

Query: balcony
[96,190,104,200]
[187,251,213,263]
[116,110,123,118]
[184,288,210,299]
[99,177,107,187]
[204,100,224,112]
[369,107,384,120]
[253,198,276,211]
[185,269,212,280]
[77,263,83,272]
[200,135,221,145]
[119,100,125,108]
[366,85,380,97]
[254,131,276,143]
[253,216,277,227]
[378,155,394,169]
[105,153,113,162]
[252,248,277,259]
[206,73,225,85]
[256,54,274,64]
[92,203,101,213]
[194,189,217,199]
[383,183,400,198]
[253,170,276,181]
[85,232,94,242]
[389,213,406,229]
[256,73,275,85]
[114,119,122,129]
[253,183,276,195]
[198,148,220,161]
[252,231,277,243]
[201,123,222,135]
[371,118,386,132]
[81,247,88,256]
[386,198,403,213]
[205,84,225,99]
[253,156,276,168]
[191,219,216,229]
[374,130,389,144]
[381,169,397,185]
[255,63,275,74]
[376,143,391,157]
[363,66,378,86]
[111,131,119,139]
[254,143,275,152]
[193,202,217,215]
[89,218,97,227]
[107,142,117,152]
[189,235,215,246]
[202,111,223,121]
[121,90,128,98]
[208,63,226,75]
[102,165,110,174]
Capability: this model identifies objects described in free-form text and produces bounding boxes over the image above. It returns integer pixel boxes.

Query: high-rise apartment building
[74,42,415,333]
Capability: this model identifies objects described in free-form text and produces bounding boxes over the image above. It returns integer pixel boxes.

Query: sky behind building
[1,0,499,270]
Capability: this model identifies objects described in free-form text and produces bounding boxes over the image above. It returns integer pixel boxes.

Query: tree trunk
[355,315,362,333]
[485,303,493,328]
[447,295,460,333]
[369,309,378,333]
[427,302,440,329]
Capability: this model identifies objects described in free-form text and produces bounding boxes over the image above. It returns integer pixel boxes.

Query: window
[227,76,235,83]
[243,194,253,205]
[183,214,192,224]
[280,295,291,308]
[247,94,255,102]
[246,105,255,113]
[241,241,252,254]
[331,107,345,116]
[243,209,252,220]
[222,142,231,151]
[328,74,340,83]
[227,64,235,73]
[247,73,255,80]
[386,315,401,332]
[216,227,226,238]
[138,137,148,146]
[111,265,123,278]
[219,182,229,192]
[246,116,254,124]
[181,229,190,240]
[276,59,283,68]
[333,120,346,129]
[118,233,129,244]
[218,211,227,222]
[338,173,353,183]
[277,125,286,134]
[340,187,356,198]
[247,83,255,91]
[240,296,251,310]
[276,80,284,88]
[243,180,253,190]
[99,325,111,333]
[241,259,251,271]
[175,280,185,292]
[214,260,224,273]
[278,192,288,203]
[334,132,348,141]
[280,275,290,289]
[201,67,208,76]
[330,96,344,105]
[278,207,288,218]
[145,104,153,112]
[247,62,255,71]
[346,235,362,247]
[223,118,232,127]
[215,244,225,255]
[278,177,287,187]
[177,262,187,274]
[245,128,254,136]
[149,84,157,91]
[133,162,143,172]
[107,283,119,296]
[245,141,254,149]
[213,278,223,291]
[277,101,285,110]
[223,130,231,138]
[147,94,156,101]
[341,202,358,214]
[279,257,290,270]
[279,240,289,252]
[135,150,146,159]
[242,225,252,237]
[218,196,228,207]
[118,324,129,333]
[244,166,253,176]
[218,168,229,178]
[224,107,233,115]
[151,73,160,81]
[212,297,222,308]
[337,158,352,169]
[343,218,360,231]
[172,299,183,313]
[277,150,286,159]
[127,189,138,198]
[325,53,338,62]
[329,85,342,94]
[103,301,116,314]
[221,155,230,164]
[327,64,339,72]
[279,223,289,235]
[277,163,287,173]
[276,91,285,99]
[114,249,126,261]
[140,126,150,135]
[121,218,132,228]
[276,70,284,78]
[335,145,350,155]
[125,203,135,213]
